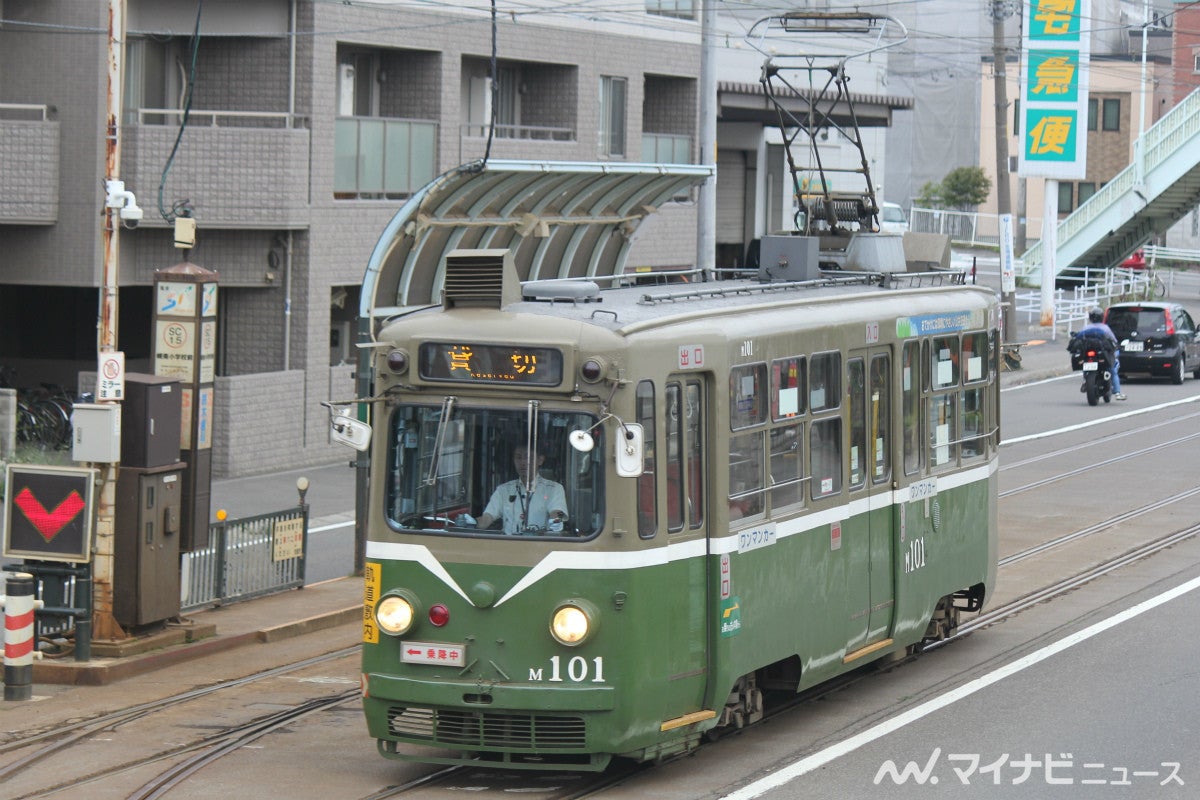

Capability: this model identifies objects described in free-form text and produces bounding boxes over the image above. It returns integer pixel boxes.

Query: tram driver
[458,445,568,535]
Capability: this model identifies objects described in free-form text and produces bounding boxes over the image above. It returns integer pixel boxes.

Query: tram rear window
[418,342,563,386]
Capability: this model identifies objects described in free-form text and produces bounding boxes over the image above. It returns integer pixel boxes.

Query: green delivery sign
[1018,0,1090,180]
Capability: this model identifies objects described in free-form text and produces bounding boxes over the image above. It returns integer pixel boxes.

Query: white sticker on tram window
[968,355,983,381]
[937,359,953,386]
[737,524,777,554]
[678,345,704,369]
[821,477,833,494]
[903,366,912,391]
[779,386,799,416]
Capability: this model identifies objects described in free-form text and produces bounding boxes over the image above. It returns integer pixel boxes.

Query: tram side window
[730,363,767,430]
[962,386,985,458]
[848,358,866,489]
[932,335,960,389]
[929,392,958,467]
[810,352,841,412]
[810,417,842,499]
[685,380,704,529]
[770,423,804,510]
[729,431,765,519]
[636,380,657,538]
[962,332,988,383]
[870,354,891,484]
[772,356,806,420]
[666,383,685,532]
[902,342,921,475]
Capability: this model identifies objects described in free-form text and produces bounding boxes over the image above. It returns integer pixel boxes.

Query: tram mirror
[614,422,644,478]
[330,412,371,451]
[568,429,595,452]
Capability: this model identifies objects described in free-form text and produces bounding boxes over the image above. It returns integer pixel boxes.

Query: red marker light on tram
[428,604,450,627]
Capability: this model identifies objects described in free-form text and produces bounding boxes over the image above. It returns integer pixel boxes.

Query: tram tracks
[0,645,359,798]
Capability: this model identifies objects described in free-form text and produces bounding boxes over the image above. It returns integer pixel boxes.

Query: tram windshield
[385,402,605,539]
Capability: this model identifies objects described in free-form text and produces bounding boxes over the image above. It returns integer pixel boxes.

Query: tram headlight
[579,357,606,383]
[385,349,409,375]
[376,594,416,636]
[550,601,597,646]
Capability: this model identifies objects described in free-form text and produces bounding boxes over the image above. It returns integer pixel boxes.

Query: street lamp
[296,476,310,508]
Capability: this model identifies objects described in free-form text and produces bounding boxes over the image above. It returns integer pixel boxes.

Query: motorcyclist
[1075,307,1126,400]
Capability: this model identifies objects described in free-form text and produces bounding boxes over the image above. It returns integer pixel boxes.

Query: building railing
[641,133,692,164]
[0,103,53,121]
[134,108,309,129]
[180,506,308,611]
[336,116,438,198]
[458,122,575,141]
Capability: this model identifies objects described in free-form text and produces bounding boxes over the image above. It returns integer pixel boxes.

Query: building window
[646,0,695,19]
[1102,98,1120,131]
[1078,182,1096,204]
[1086,98,1097,131]
[599,76,627,157]
[1058,181,1074,213]
[1193,52,1200,74]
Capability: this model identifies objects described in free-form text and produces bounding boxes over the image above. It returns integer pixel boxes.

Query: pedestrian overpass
[1018,87,1200,284]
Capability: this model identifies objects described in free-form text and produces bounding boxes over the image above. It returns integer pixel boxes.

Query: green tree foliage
[916,167,992,210]
[940,166,991,209]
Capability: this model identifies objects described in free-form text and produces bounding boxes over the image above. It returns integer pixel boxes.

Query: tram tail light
[428,603,450,627]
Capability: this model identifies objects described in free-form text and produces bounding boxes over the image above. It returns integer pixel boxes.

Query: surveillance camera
[104,179,143,228]
[120,203,143,228]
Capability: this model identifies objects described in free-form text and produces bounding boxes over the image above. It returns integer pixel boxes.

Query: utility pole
[696,0,717,279]
[990,0,1016,340]
[95,0,128,641]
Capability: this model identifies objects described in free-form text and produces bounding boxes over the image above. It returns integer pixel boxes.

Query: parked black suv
[1105,302,1200,384]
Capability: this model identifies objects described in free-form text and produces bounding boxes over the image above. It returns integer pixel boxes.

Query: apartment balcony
[123,109,311,229]
[642,133,692,164]
[0,104,60,225]
[335,116,439,200]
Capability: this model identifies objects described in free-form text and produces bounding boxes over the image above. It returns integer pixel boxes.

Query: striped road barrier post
[4,572,43,701]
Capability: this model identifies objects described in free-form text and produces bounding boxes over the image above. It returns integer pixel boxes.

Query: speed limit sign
[98,351,125,401]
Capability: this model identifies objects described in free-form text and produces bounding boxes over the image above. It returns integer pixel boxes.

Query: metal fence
[181,506,308,611]
[1013,267,1158,340]
[909,207,1044,248]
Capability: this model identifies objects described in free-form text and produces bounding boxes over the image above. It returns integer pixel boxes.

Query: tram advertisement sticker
[3,465,95,563]
[720,597,742,638]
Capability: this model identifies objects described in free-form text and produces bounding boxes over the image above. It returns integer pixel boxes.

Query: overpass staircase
[1019,87,1200,284]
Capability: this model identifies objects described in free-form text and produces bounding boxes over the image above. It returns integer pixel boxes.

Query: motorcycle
[1067,332,1115,406]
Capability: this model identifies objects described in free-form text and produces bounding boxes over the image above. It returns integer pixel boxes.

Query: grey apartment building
[0,0,702,477]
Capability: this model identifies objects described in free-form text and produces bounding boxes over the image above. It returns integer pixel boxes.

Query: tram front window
[385,404,605,538]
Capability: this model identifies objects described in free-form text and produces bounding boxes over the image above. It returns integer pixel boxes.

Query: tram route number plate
[400,641,466,667]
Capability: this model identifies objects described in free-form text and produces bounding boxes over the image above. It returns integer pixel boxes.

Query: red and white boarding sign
[400,641,466,667]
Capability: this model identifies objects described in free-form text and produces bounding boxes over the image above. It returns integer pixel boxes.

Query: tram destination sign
[418,342,562,386]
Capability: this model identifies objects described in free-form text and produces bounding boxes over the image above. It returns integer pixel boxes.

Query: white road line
[719,572,1200,800]
[310,520,354,533]
[1001,394,1200,445]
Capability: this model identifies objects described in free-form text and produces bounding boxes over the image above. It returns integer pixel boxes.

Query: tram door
[845,349,895,654]
[661,377,710,717]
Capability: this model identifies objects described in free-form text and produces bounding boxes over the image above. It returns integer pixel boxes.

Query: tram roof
[360,160,714,323]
